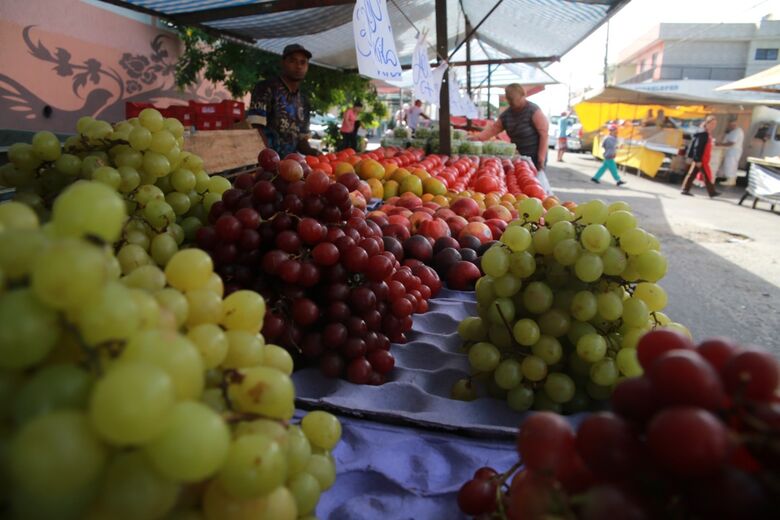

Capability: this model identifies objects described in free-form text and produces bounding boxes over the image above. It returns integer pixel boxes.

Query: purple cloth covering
[312,413,518,520]
[293,288,589,518]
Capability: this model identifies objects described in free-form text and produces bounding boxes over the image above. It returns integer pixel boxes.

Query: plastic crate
[188,100,222,117]
[194,114,229,131]
[221,99,245,122]
[125,102,155,119]
[165,105,194,126]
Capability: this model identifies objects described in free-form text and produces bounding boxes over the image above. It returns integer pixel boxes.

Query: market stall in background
[574,83,780,181]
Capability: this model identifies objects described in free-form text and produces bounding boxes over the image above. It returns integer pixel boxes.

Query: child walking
[591,125,625,186]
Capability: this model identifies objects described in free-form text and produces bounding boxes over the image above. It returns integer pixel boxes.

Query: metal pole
[487,65,493,119]
[466,21,472,98]
[603,21,610,87]
[436,0,451,155]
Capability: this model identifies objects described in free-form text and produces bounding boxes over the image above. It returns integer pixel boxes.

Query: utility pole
[603,20,610,87]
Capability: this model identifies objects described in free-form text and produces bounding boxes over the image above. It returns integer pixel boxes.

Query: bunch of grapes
[194,149,441,385]
[0,108,236,276]
[0,111,342,519]
[453,197,687,412]
[456,330,779,519]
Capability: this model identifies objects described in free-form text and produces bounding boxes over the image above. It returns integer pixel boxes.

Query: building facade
[613,16,780,85]
[0,0,235,134]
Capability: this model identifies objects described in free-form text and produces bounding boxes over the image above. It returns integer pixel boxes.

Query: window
[755,48,778,60]
[651,53,658,67]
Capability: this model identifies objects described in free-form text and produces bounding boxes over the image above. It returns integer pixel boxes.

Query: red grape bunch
[195,148,442,385]
[457,330,779,519]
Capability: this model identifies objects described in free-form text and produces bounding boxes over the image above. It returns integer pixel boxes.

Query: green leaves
[174,27,388,120]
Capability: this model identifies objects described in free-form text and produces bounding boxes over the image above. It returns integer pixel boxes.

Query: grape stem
[493,460,524,520]
[493,302,530,359]
[220,368,244,411]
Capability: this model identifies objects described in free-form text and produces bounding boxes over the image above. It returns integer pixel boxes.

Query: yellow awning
[574,101,708,133]
[716,64,780,93]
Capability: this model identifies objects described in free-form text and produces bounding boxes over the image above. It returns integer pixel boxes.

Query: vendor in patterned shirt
[246,43,319,156]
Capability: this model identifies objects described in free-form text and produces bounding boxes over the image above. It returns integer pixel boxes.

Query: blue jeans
[593,158,621,182]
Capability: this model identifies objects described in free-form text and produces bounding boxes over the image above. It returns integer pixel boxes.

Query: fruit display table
[182,129,264,175]
[743,157,780,211]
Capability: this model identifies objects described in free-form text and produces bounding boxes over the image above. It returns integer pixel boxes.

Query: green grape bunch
[452,198,689,414]
[0,109,341,520]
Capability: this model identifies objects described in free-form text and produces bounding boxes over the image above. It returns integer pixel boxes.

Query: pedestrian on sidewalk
[556,111,571,162]
[681,115,721,198]
[591,125,625,186]
[716,115,744,187]
[339,100,362,151]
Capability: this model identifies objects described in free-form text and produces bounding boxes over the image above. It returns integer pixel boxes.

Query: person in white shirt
[404,99,430,132]
[716,116,744,187]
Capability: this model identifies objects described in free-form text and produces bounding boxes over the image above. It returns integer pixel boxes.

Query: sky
[525,0,779,115]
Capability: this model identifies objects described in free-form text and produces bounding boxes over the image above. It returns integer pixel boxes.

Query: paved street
[546,153,780,355]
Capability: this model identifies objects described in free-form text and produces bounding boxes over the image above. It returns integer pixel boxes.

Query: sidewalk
[546,153,780,353]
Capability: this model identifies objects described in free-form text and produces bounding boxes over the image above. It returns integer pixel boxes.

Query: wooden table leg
[738,193,748,206]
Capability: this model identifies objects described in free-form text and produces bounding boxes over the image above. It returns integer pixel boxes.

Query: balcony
[620,65,746,84]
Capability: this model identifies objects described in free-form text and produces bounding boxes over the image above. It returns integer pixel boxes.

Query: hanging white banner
[447,70,479,118]
[412,33,439,104]
[448,69,466,116]
[431,61,448,103]
[353,0,402,80]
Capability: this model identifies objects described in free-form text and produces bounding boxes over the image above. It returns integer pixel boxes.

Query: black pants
[340,131,358,151]
[682,163,716,196]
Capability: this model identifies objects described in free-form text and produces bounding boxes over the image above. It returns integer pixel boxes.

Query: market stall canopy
[101,0,630,70]
[384,38,557,89]
[574,102,709,133]
[716,64,780,94]
[579,82,780,107]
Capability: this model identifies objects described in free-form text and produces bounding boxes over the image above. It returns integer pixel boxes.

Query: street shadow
[545,163,780,350]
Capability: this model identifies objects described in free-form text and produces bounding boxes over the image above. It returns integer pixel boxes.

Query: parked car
[310,114,338,139]
[548,114,580,149]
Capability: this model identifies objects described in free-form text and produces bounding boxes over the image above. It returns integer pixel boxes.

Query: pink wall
[632,41,665,79]
[0,0,236,133]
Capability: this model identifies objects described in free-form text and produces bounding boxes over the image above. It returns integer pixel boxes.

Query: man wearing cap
[246,44,319,156]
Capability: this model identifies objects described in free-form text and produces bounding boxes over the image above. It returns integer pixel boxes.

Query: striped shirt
[499,102,541,159]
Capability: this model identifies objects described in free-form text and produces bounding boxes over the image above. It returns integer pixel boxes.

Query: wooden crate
[183,129,263,175]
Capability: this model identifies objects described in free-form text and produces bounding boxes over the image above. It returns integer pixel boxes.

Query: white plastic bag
[537,169,554,196]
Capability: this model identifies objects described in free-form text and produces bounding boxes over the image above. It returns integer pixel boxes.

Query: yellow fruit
[421,193,434,202]
[422,177,447,196]
[366,178,384,199]
[432,195,449,207]
[333,162,354,177]
[382,180,399,199]
[399,175,423,196]
[391,168,411,183]
[357,159,385,180]
[411,168,430,181]
[382,162,398,176]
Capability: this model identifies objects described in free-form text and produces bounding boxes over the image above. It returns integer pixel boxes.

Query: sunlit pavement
[547,153,780,353]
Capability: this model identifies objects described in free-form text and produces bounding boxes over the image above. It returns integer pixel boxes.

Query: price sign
[412,33,439,104]
[353,0,402,80]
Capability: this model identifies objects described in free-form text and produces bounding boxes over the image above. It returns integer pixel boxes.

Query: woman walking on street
[591,125,625,186]
[681,115,721,198]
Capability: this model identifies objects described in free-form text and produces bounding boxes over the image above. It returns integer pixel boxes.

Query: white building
[613,15,780,85]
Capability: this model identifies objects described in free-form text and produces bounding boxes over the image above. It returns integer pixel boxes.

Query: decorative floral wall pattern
[0,0,236,134]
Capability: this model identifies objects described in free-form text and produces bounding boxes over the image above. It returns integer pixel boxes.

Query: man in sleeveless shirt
[469,84,549,169]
